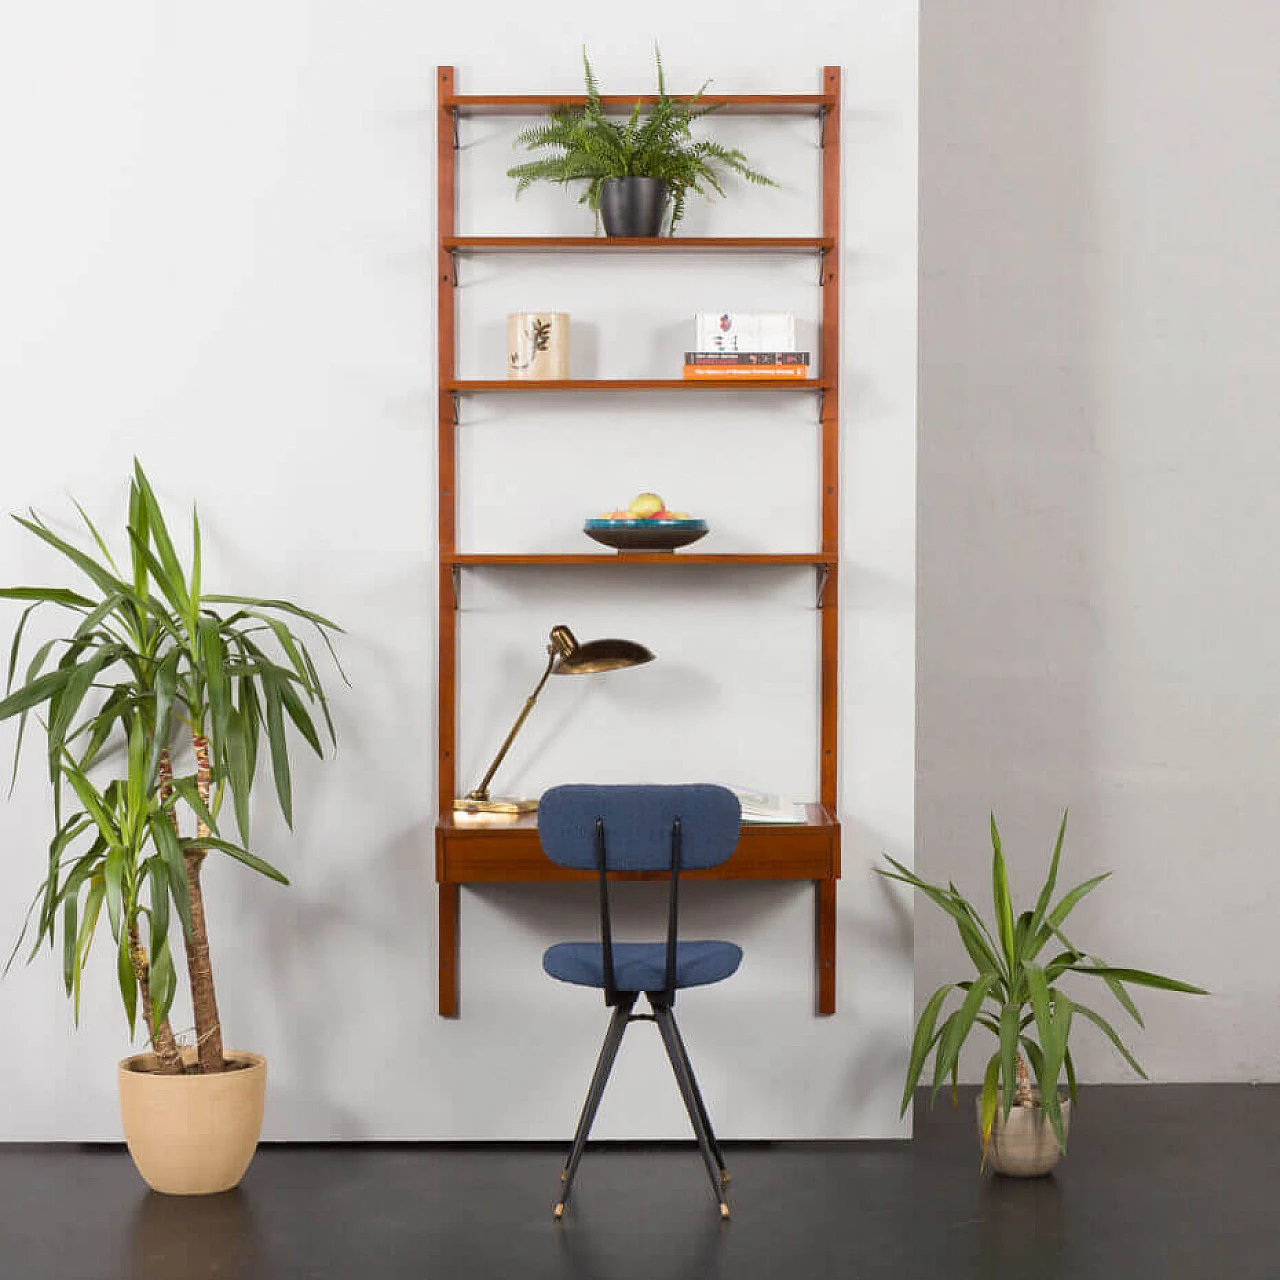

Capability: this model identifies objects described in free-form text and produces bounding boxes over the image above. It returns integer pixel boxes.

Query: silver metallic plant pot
[976,1092,1071,1177]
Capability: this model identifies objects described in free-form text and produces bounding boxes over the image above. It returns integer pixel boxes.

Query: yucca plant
[506,47,775,233]
[879,812,1206,1164]
[0,462,343,1074]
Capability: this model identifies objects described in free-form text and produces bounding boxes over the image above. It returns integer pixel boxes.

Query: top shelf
[444,236,833,254]
[444,93,834,118]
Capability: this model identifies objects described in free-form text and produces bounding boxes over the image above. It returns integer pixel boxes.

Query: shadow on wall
[916,4,1102,1003]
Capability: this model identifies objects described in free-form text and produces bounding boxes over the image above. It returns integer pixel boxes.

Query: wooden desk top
[436,805,839,883]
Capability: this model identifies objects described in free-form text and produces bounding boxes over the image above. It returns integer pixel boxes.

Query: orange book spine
[681,365,810,380]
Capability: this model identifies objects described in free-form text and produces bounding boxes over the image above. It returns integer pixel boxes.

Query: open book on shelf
[727,786,807,824]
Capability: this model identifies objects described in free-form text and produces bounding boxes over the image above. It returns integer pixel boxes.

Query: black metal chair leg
[653,1003,731,1219]
[669,1012,730,1184]
[555,996,635,1219]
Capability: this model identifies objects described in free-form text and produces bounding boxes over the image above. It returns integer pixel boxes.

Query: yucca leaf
[880,859,1005,979]
[128,478,150,597]
[262,674,292,827]
[117,931,137,1037]
[0,587,94,608]
[979,1052,1001,1170]
[1074,964,1207,995]
[125,526,185,619]
[11,513,127,600]
[930,973,997,1103]
[149,815,193,942]
[71,879,105,1024]
[170,774,217,835]
[225,705,253,842]
[199,619,231,761]
[131,462,189,615]
[145,649,180,788]
[190,507,202,609]
[191,835,289,885]
[147,858,169,959]
[1025,963,1067,1148]
[103,843,125,940]
[998,1001,1020,1121]
[1030,808,1068,932]
[62,895,78,995]
[0,665,75,723]
[900,982,958,1114]
[149,935,176,1026]
[989,814,1017,971]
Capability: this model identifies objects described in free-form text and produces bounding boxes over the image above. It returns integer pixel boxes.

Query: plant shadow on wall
[880,811,1206,1177]
[0,461,345,1193]
[506,46,776,237]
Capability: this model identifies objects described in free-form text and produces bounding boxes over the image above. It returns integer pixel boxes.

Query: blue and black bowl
[583,518,709,553]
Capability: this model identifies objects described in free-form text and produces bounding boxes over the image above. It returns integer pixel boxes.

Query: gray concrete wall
[919,1,1280,1080]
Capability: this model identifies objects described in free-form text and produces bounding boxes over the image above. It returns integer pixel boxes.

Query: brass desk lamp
[454,624,655,817]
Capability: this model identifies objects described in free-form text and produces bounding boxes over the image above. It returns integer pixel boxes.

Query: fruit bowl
[584,518,709,553]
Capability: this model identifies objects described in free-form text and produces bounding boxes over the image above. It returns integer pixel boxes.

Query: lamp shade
[555,637,655,675]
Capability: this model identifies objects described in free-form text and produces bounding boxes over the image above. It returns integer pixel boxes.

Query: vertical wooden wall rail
[437,66,461,1016]
[816,66,842,1016]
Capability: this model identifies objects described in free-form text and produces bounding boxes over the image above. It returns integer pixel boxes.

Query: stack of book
[683,351,810,380]
[684,312,809,380]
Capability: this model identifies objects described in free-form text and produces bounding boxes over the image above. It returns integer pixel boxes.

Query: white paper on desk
[726,786,806,824]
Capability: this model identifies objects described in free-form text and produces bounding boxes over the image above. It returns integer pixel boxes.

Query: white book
[695,312,796,354]
[727,786,807,825]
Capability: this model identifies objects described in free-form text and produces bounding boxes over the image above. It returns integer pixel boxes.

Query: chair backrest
[538,784,741,872]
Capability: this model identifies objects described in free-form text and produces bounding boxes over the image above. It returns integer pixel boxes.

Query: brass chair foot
[720,1169,731,1185]
[553,1202,565,1220]
[560,1169,568,1181]
[719,1202,731,1220]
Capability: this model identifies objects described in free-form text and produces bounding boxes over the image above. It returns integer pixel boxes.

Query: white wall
[919,2,1280,1081]
[0,5,918,1138]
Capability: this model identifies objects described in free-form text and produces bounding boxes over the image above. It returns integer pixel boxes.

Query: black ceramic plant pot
[599,178,669,237]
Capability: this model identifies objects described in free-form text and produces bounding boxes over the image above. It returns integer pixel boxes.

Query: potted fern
[507,48,775,236]
[879,812,1206,1175]
[0,462,343,1193]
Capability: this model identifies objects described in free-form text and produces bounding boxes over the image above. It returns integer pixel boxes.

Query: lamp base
[453,795,539,816]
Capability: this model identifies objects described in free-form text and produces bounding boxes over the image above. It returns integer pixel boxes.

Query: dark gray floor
[1,1085,1276,1279]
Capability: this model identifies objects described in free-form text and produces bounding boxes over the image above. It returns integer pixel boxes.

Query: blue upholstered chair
[537,784,743,1220]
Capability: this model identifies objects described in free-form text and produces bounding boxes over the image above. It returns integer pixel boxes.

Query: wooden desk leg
[439,882,460,1017]
[816,878,836,1016]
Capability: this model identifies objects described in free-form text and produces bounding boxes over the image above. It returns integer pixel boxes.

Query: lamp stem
[464,647,558,803]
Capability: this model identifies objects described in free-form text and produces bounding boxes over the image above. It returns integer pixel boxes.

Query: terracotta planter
[976,1093,1070,1177]
[119,1049,266,1195]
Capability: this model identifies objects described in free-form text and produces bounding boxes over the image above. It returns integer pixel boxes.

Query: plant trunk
[182,735,224,1073]
[1014,1052,1034,1106]
[128,922,183,1075]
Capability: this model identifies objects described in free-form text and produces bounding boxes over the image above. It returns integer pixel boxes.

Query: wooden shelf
[444,93,834,118]
[445,553,835,568]
[445,378,829,393]
[444,236,833,254]
[435,65,843,1019]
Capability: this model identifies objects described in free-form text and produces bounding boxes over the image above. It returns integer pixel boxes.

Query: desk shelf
[436,809,840,1017]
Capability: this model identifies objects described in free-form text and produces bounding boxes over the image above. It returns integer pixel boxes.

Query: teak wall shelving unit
[435,66,842,1017]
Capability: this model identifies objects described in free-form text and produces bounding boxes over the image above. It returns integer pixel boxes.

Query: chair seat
[543,940,743,992]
